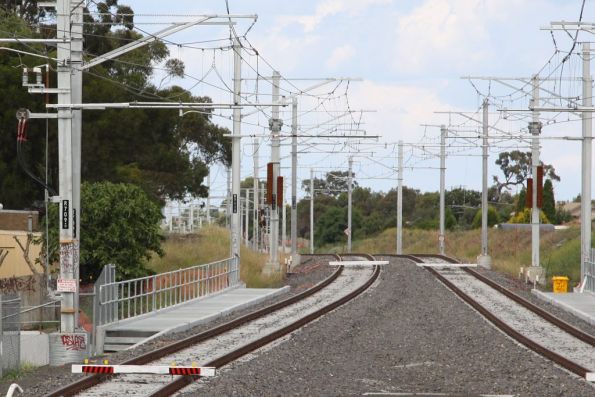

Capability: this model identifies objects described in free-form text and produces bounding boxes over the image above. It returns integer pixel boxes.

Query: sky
[119,0,594,207]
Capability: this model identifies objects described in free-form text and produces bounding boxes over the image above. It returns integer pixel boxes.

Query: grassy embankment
[320,225,583,288]
[148,225,285,288]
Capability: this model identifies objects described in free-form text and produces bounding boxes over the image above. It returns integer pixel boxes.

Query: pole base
[262,261,280,276]
[49,332,88,365]
[477,254,492,269]
[291,253,301,267]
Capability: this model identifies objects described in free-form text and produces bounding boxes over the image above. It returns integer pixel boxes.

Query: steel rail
[410,254,595,346]
[148,255,380,397]
[415,253,594,380]
[426,265,593,379]
[463,266,595,347]
[45,255,343,397]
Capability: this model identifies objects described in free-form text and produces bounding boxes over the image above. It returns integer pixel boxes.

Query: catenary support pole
[347,156,353,252]
[206,171,211,225]
[70,0,83,328]
[439,125,446,255]
[253,138,259,251]
[478,99,492,268]
[57,0,75,334]
[291,98,298,261]
[397,141,403,255]
[310,168,314,254]
[581,42,592,281]
[245,188,250,246]
[226,167,231,230]
[531,75,541,270]
[266,71,281,273]
[230,36,241,259]
[282,183,287,254]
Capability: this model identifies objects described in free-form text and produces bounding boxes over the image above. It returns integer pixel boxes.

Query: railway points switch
[524,266,546,286]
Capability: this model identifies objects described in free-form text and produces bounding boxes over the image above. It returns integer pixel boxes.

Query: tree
[509,208,549,224]
[492,151,560,201]
[301,170,357,197]
[542,179,556,223]
[45,182,164,282]
[0,2,231,210]
[516,187,526,213]
[471,206,500,228]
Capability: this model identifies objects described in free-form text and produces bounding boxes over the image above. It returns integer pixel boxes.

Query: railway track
[404,253,595,383]
[46,254,380,397]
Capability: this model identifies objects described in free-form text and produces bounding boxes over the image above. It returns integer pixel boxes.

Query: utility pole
[439,125,446,255]
[478,99,492,268]
[291,97,298,262]
[397,141,403,255]
[265,71,282,273]
[581,42,592,279]
[310,168,314,254]
[230,36,241,259]
[253,138,259,251]
[347,156,353,252]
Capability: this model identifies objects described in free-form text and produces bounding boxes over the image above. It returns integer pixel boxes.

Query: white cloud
[325,44,356,69]
[392,0,525,74]
[349,80,455,142]
[275,0,393,33]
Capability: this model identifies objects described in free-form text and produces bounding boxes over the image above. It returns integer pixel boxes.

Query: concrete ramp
[101,286,289,352]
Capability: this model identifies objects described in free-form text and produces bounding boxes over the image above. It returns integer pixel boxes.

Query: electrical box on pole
[526,178,533,209]
[536,165,543,209]
[276,176,284,209]
[266,162,273,205]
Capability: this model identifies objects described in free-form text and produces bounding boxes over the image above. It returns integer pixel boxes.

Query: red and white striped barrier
[72,364,216,376]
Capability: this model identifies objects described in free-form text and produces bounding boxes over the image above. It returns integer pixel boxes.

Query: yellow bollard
[552,276,569,293]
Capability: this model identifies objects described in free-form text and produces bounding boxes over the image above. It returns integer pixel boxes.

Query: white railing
[96,257,239,327]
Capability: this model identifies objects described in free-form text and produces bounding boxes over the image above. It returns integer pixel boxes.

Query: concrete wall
[20,331,49,366]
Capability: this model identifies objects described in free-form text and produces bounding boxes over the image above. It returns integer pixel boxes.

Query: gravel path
[175,258,595,396]
[0,257,335,397]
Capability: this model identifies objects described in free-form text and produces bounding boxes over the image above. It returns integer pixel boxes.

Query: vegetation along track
[46,254,380,397]
[405,253,595,382]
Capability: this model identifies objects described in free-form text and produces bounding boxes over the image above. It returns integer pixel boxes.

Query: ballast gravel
[0,257,334,397]
[177,258,595,397]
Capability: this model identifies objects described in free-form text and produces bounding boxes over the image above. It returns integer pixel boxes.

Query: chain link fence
[1,294,21,377]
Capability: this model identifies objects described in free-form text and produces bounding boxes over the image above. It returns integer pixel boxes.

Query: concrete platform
[532,289,595,326]
[102,286,290,351]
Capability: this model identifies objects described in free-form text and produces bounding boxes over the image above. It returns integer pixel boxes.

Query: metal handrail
[96,256,239,326]
[1,299,60,321]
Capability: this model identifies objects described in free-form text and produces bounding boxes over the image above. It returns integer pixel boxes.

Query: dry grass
[349,225,583,287]
[148,225,284,288]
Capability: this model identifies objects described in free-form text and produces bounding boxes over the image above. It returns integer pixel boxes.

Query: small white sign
[344,228,351,236]
[57,278,77,293]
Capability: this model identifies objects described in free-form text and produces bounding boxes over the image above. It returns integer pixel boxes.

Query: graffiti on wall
[0,275,36,293]
[60,334,87,351]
